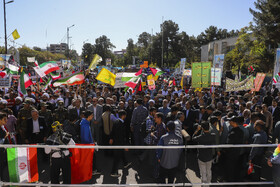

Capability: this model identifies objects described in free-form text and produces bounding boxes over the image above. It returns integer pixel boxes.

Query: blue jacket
[80,118,94,144]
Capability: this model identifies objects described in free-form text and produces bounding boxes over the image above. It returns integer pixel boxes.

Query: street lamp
[67,24,75,57]
[3,0,14,54]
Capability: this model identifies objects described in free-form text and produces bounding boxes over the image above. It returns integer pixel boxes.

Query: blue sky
[0,0,256,55]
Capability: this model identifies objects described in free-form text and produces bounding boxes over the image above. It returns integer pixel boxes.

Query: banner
[114,72,136,88]
[273,48,280,87]
[183,69,191,76]
[211,68,222,86]
[252,73,266,92]
[213,54,224,70]
[226,76,254,92]
[140,61,148,68]
[180,58,186,74]
[191,62,211,88]
[27,57,35,63]
[0,76,11,87]
[147,79,155,90]
[0,54,12,66]
[105,58,111,66]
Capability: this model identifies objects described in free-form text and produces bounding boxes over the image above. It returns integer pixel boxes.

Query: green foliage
[18,46,66,66]
[250,0,280,48]
[224,26,274,74]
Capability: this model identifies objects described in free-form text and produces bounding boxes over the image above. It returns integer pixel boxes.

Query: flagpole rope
[0,181,274,186]
[0,143,278,149]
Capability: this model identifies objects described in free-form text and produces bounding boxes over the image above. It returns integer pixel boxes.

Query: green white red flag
[53,72,85,87]
[18,70,33,95]
[43,78,52,90]
[150,67,164,76]
[38,61,59,75]
[50,72,61,80]
[125,76,141,89]
[6,64,19,75]
[7,147,38,183]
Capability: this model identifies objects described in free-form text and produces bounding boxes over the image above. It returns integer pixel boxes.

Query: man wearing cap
[17,99,33,143]
[54,100,68,124]
[39,102,53,134]
[225,116,244,183]
[45,121,74,184]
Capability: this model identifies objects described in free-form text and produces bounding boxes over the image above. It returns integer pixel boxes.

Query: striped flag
[18,70,33,95]
[6,64,19,75]
[38,61,60,75]
[7,147,38,183]
[50,72,61,80]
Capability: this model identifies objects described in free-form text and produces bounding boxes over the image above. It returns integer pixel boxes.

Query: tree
[81,43,94,65]
[93,35,115,65]
[250,0,280,48]
[124,39,138,66]
[225,26,273,74]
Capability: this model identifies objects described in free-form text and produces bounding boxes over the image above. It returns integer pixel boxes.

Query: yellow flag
[96,68,116,86]
[88,54,102,70]
[12,29,20,40]
[180,76,184,89]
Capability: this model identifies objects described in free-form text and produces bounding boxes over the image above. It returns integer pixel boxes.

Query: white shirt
[32,119,40,133]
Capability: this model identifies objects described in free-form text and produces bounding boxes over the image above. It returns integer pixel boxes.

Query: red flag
[149,67,157,76]
[69,144,94,184]
[40,78,43,83]
[137,82,142,93]
[28,73,31,77]
[250,66,254,71]
[135,68,143,76]
[173,78,176,86]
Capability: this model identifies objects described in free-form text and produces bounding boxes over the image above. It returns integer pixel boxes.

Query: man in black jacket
[0,112,10,181]
[225,116,244,183]
[183,101,198,136]
[268,99,280,129]
[25,109,48,144]
[109,110,131,177]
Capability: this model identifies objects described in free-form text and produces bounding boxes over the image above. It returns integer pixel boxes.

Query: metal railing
[0,143,277,187]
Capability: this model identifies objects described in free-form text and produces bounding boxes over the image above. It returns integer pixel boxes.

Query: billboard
[191,62,211,88]
[213,54,224,70]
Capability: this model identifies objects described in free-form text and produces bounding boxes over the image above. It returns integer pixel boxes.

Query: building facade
[201,36,238,62]
[48,43,68,54]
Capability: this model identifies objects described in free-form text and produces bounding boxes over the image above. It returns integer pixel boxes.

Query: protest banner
[114,72,136,88]
[147,79,155,90]
[140,61,148,68]
[0,76,11,87]
[211,68,222,86]
[226,76,254,92]
[191,62,211,88]
[213,54,224,70]
[252,73,266,92]
[180,58,186,74]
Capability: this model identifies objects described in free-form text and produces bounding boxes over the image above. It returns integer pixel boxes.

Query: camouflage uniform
[17,105,33,143]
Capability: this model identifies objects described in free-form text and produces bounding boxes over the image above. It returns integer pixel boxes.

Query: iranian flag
[7,64,19,75]
[125,76,141,89]
[53,72,85,87]
[38,61,60,75]
[18,70,33,95]
[7,147,38,183]
[50,72,61,80]
[150,67,165,76]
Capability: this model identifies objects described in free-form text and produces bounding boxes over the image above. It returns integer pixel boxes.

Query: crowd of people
[0,72,280,185]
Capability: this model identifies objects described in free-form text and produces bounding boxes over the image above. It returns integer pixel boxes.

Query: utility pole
[67,24,75,58]
[161,16,164,68]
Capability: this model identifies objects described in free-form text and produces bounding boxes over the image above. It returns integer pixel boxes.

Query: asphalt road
[35,147,275,187]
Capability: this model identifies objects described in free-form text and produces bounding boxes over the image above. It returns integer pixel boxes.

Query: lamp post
[3,0,14,54]
[67,24,75,57]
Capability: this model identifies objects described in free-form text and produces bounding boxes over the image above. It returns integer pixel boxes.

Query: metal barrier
[0,143,277,187]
